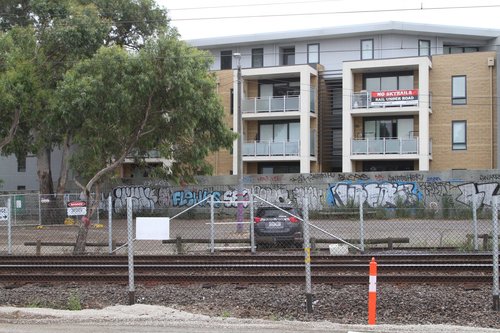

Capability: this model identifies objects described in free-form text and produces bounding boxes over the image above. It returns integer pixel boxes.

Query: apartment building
[191,21,500,174]
[1,22,499,190]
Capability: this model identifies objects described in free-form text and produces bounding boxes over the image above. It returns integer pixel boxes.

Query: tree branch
[0,108,21,151]
[84,93,155,193]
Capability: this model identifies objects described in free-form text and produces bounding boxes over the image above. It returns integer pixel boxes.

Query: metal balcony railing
[351,137,419,155]
[243,140,300,157]
[242,96,299,113]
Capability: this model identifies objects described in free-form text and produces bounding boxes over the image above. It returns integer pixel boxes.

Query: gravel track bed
[1,282,499,329]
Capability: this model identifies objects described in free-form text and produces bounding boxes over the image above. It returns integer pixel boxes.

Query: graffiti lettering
[329,182,420,208]
[388,174,424,182]
[337,173,369,182]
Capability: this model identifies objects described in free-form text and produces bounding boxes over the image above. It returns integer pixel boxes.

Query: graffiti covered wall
[100,170,500,212]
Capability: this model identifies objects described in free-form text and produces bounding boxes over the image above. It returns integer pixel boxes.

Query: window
[418,39,431,56]
[17,185,26,191]
[17,155,26,172]
[361,39,374,60]
[452,121,467,150]
[220,50,232,69]
[251,48,264,68]
[363,72,414,91]
[452,75,467,105]
[259,122,299,142]
[281,47,295,65]
[444,46,479,54]
[307,43,319,64]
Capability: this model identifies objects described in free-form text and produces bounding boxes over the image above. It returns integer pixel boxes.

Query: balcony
[352,137,419,155]
[242,96,298,114]
[243,140,300,157]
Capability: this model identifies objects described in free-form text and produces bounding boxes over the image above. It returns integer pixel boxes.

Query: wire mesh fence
[1,184,499,317]
[0,188,497,255]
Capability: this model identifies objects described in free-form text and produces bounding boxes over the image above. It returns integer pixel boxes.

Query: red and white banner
[370,89,418,106]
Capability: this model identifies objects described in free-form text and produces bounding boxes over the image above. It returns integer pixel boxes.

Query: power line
[169,4,500,21]
[167,0,343,11]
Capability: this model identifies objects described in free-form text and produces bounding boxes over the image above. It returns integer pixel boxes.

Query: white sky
[156,0,500,40]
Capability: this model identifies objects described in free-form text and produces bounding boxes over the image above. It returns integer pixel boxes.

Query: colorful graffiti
[104,172,500,212]
[328,182,421,208]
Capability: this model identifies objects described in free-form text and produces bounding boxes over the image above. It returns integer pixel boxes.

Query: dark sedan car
[253,206,303,247]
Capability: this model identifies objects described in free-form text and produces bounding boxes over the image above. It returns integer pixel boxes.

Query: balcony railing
[242,96,299,114]
[352,137,419,155]
[243,140,300,157]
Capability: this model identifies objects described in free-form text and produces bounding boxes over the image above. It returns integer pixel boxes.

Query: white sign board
[0,207,8,221]
[67,206,87,216]
[136,217,170,240]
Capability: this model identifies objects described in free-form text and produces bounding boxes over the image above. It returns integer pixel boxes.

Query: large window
[259,122,300,142]
[452,75,467,105]
[361,39,374,60]
[452,121,467,150]
[220,50,232,69]
[418,39,431,56]
[364,72,414,91]
[307,43,319,64]
[363,117,414,139]
[444,46,479,54]
[281,47,295,65]
[251,48,264,68]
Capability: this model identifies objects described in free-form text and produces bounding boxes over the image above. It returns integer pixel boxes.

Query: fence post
[492,196,499,311]
[7,197,12,255]
[472,193,478,251]
[303,195,313,313]
[108,195,113,255]
[38,193,42,226]
[127,197,135,305]
[359,195,365,252]
[249,189,255,254]
[210,194,215,254]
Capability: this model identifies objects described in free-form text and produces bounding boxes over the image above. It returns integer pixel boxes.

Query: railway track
[0,253,497,285]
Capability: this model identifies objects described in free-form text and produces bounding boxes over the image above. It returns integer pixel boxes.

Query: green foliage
[67,293,82,311]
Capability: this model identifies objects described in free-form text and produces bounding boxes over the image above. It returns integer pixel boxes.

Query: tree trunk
[37,147,54,194]
[56,134,72,194]
[73,222,89,255]
[37,147,59,225]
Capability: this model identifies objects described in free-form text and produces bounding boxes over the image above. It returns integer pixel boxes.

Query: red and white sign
[370,89,419,106]
[67,201,87,208]
[67,201,87,216]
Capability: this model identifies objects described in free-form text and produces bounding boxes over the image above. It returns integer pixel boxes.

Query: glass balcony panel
[284,96,299,111]
[255,142,269,155]
[270,97,285,112]
[255,98,269,112]
[286,141,299,156]
[243,143,255,156]
[402,138,418,154]
[352,140,367,154]
[242,99,255,113]
[368,139,384,154]
[385,139,400,154]
[270,142,285,155]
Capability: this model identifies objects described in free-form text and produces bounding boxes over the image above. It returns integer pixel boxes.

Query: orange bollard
[368,257,377,325]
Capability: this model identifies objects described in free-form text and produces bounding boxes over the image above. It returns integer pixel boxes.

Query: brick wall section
[205,70,234,175]
[429,52,497,170]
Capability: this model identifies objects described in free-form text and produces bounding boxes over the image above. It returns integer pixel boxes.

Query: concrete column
[300,69,311,173]
[418,60,431,171]
[232,69,239,174]
[342,67,354,172]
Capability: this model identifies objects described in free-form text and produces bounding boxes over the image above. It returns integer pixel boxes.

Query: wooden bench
[310,237,410,250]
[162,237,251,254]
[24,240,124,255]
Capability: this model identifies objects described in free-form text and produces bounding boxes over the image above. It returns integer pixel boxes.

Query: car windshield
[259,207,294,218]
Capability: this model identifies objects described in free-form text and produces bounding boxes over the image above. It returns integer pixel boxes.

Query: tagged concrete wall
[101,169,500,213]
